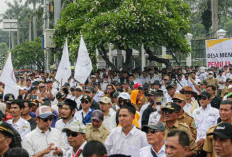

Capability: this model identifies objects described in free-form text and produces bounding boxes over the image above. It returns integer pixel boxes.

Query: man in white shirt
[99,96,116,131]
[75,95,95,125]
[192,91,219,150]
[22,106,67,157]
[62,120,87,157]
[104,104,148,157]
[7,99,31,139]
[74,86,83,111]
[140,122,166,157]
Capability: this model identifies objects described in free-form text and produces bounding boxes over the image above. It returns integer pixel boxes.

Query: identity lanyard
[72,149,82,157]
[150,148,158,157]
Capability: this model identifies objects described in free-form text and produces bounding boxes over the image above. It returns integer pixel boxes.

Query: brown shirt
[178,112,197,140]
[86,124,109,143]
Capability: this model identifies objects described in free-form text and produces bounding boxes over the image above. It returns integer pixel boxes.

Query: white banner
[0,52,19,98]
[55,40,71,86]
[74,36,92,84]
[206,38,232,68]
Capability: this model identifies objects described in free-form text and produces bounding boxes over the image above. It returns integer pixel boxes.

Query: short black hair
[3,147,29,157]
[207,85,216,91]
[120,103,136,115]
[167,130,190,147]
[220,100,232,110]
[82,140,107,157]
[64,99,77,111]
[10,99,25,109]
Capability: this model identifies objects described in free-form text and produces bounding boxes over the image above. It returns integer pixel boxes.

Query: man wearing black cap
[162,102,197,156]
[207,123,232,157]
[140,122,166,157]
[85,86,100,110]
[192,91,219,150]
[0,121,21,156]
[105,104,148,157]
[166,81,178,103]
[75,95,95,125]
[141,91,164,126]
[4,94,14,121]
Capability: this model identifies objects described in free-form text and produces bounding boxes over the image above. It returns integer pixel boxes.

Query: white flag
[55,40,71,86]
[0,52,19,98]
[74,36,92,84]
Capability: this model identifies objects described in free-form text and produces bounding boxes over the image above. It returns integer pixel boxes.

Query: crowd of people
[0,65,232,157]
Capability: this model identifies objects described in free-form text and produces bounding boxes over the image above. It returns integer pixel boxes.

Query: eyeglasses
[183,91,192,95]
[66,131,79,137]
[163,109,175,114]
[81,101,89,104]
[173,100,183,103]
[76,89,82,92]
[40,117,53,122]
[199,96,207,100]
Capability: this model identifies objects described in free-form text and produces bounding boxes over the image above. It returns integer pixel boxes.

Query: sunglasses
[66,131,79,137]
[163,109,175,114]
[146,129,158,134]
[199,96,207,100]
[81,101,89,104]
[40,117,53,122]
[107,88,112,90]
[183,91,192,95]
[76,89,82,92]
[173,100,183,103]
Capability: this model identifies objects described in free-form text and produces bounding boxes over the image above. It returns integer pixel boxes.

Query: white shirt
[176,79,188,91]
[104,126,149,157]
[226,73,232,80]
[139,145,166,157]
[93,90,104,103]
[65,141,87,157]
[74,108,93,123]
[217,75,226,89]
[74,95,83,110]
[183,99,199,116]
[103,109,117,132]
[7,117,31,139]
[148,111,161,125]
[192,104,219,141]
[22,127,68,157]
[140,76,149,85]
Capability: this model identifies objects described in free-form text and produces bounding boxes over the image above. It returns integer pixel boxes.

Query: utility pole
[211,0,218,37]
[29,20,32,41]
[33,1,37,40]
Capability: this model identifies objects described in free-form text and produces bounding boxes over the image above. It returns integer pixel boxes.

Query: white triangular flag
[0,52,19,98]
[74,36,92,84]
[55,39,71,86]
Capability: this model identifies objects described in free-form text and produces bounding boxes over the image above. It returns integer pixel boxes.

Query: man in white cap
[63,120,87,157]
[99,96,116,131]
[22,106,67,157]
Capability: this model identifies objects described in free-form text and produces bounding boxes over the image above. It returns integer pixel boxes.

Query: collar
[91,124,105,131]
[118,126,136,135]
[73,141,87,154]
[36,126,51,134]
[152,144,165,154]
[200,103,211,111]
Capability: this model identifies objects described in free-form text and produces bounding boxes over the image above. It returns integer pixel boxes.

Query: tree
[54,0,191,70]
[11,38,44,70]
[0,42,9,68]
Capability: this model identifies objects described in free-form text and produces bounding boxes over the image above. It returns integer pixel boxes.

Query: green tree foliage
[54,0,191,70]
[0,43,9,68]
[11,38,44,70]
[224,20,232,36]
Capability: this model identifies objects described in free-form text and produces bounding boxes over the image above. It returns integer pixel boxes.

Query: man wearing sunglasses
[192,91,219,151]
[75,95,95,125]
[63,120,87,157]
[140,121,166,157]
[162,102,197,156]
[172,94,197,140]
[22,106,67,157]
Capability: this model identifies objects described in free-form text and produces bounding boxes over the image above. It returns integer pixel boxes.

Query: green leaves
[54,0,191,62]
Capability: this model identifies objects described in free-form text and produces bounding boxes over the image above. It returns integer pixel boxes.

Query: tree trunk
[99,46,120,72]
[122,48,133,70]
[145,47,172,71]
[33,1,37,40]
